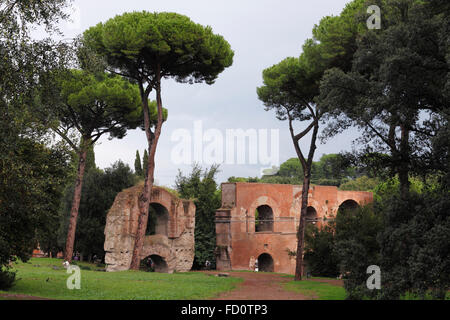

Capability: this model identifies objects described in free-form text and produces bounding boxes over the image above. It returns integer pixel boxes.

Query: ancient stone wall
[104,184,195,273]
[215,182,373,275]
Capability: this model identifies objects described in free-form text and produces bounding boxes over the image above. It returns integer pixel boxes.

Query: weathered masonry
[215,183,373,275]
[104,184,196,273]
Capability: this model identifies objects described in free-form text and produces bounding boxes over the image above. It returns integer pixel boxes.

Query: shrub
[0,267,16,290]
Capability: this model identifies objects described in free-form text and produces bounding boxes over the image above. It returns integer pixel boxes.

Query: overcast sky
[46,0,361,187]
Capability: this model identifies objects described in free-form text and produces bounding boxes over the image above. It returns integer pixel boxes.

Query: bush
[333,204,383,300]
[377,191,450,300]
[0,267,16,290]
[304,222,339,277]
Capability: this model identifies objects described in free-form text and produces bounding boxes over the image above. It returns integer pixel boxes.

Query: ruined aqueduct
[215,183,373,275]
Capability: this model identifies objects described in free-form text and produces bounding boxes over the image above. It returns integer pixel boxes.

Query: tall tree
[134,150,143,177]
[0,0,72,287]
[257,0,366,280]
[83,12,234,269]
[257,56,321,281]
[47,70,143,262]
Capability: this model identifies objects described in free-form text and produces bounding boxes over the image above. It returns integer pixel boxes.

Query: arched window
[146,203,169,236]
[255,205,273,232]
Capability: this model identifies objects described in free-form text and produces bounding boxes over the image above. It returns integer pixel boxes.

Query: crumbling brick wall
[104,184,195,273]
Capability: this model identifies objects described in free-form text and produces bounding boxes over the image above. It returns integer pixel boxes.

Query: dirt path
[208,272,309,300]
[0,293,51,300]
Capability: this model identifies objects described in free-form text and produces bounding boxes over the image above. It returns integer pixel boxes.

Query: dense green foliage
[376,187,450,299]
[228,153,379,190]
[333,205,383,299]
[272,154,359,186]
[312,0,450,299]
[304,222,340,277]
[175,165,221,269]
[304,179,449,299]
[0,0,73,289]
[49,69,143,148]
[319,0,449,197]
[83,11,234,86]
[0,139,70,289]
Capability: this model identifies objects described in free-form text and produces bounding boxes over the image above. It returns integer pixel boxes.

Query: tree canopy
[53,70,143,146]
[83,11,234,86]
[318,0,449,197]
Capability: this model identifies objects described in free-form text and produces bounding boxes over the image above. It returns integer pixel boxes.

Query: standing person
[205,260,211,270]
[254,259,259,272]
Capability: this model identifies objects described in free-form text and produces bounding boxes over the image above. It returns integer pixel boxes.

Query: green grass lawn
[0,258,242,300]
[283,277,346,300]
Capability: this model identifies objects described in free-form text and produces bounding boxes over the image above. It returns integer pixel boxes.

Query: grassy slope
[0,258,242,300]
[283,277,346,300]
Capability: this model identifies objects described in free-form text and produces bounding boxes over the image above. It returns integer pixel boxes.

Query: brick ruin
[104,184,195,273]
[215,182,373,275]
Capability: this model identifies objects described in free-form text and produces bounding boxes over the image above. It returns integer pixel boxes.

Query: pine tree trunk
[129,71,164,270]
[294,174,311,281]
[64,146,88,263]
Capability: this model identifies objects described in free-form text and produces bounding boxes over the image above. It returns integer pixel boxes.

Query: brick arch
[140,243,176,273]
[149,187,181,239]
[306,205,318,219]
[337,199,360,210]
[248,196,280,219]
[333,199,361,218]
[248,196,279,233]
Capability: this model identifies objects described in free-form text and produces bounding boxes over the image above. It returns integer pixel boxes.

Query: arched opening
[255,205,273,232]
[140,254,169,273]
[338,200,360,215]
[257,253,274,272]
[305,206,318,224]
[146,203,169,236]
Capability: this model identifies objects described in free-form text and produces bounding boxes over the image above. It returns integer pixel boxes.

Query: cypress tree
[143,150,149,178]
[134,150,143,177]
